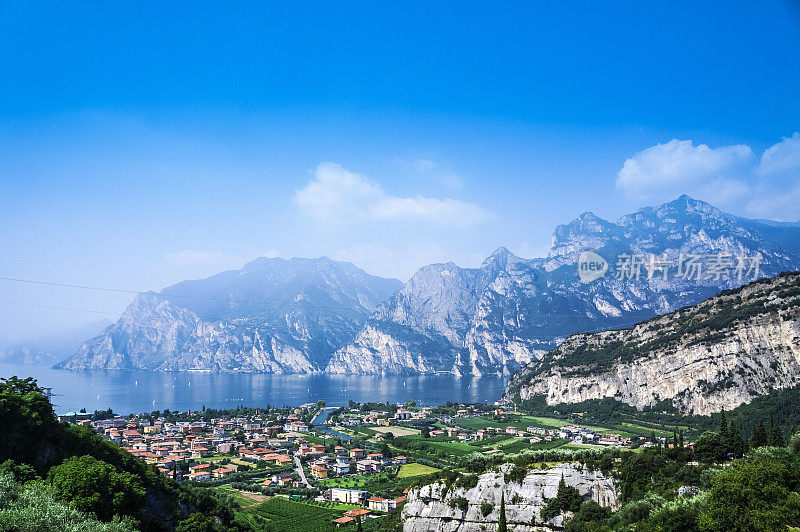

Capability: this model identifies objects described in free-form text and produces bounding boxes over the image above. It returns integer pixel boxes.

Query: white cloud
[746,182,800,219]
[294,162,489,226]
[616,139,753,201]
[614,135,800,221]
[758,132,800,177]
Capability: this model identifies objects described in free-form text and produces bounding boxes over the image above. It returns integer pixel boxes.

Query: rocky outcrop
[58,257,402,372]
[324,321,456,374]
[401,464,618,531]
[59,196,800,375]
[505,272,800,415]
[335,196,800,376]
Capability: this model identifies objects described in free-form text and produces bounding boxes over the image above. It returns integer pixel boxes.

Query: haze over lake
[0,363,508,415]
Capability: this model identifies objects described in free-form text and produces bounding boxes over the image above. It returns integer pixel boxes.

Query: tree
[693,432,725,463]
[698,455,800,530]
[726,421,744,457]
[176,513,232,532]
[750,422,768,449]
[719,408,728,440]
[48,455,146,522]
[0,459,39,483]
[356,514,363,532]
[540,475,582,522]
[770,418,785,447]
[564,500,611,532]
[0,377,59,467]
[421,426,431,439]
[498,493,508,532]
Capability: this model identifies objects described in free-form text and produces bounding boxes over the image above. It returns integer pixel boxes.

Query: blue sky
[1,1,800,339]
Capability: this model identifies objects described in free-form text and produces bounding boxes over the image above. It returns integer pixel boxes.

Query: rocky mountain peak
[61,196,800,377]
[481,246,523,270]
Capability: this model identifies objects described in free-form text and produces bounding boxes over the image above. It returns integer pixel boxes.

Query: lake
[0,363,509,415]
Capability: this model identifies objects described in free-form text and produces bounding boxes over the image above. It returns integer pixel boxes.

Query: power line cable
[0,276,370,314]
[0,299,121,316]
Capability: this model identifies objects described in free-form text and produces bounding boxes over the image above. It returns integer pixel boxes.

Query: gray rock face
[505,272,800,415]
[58,257,402,372]
[401,464,618,531]
[332,196,800,376]
[59,196,800,375]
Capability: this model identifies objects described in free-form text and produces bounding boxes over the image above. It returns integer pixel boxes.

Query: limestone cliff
[505,272,800,415]
[401,464,618,532]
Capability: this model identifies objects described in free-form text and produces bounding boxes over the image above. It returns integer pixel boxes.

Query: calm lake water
[0,363,508,415]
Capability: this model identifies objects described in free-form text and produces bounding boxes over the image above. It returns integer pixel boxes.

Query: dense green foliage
[0,471,137,531]
[47,456,147,522]
[539,475,582,522]
[0,377,241,531]
[234,497,347,532]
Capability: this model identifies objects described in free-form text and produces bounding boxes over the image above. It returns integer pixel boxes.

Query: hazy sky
[1,2,800,339]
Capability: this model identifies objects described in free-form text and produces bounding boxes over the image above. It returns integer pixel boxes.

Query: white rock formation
[402,464,618,532]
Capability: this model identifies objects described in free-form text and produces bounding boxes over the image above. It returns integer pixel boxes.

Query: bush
[48,455,146,522]
[448,496,469,513]
[0,471,137,531]
[504,465,527,484]
[480,501,494,517]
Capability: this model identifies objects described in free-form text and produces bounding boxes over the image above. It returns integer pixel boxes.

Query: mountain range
[0,320,112,365]
[58,195,800,375]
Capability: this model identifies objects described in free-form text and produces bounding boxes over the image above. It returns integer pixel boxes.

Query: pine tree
[678,430,685,449]
[356,514,363,532]
[768,415,777,446]
[719,408,728,440]
[770,420,785,447]
[498,493,507,532]
[673,429,679,448]
[751,422,768,448]
[727,421,743,457]
[650,430,656,444]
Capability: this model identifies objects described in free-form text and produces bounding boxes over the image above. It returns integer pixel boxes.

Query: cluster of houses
[81,407,417,491]
[425,422,636,447]
[339,407,429,427]
[304,446,408,480]
[84,410,321,481]
[328,488,407,527]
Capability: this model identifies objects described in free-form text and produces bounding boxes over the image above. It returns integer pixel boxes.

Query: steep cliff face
[401,464,618,532]
[60,196,800,374]
[58,257,402,372]
[334,196,800,376]
[505,272,800,415]
[324,321,456,375]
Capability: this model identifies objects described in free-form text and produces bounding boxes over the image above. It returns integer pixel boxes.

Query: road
[294,455,311,487]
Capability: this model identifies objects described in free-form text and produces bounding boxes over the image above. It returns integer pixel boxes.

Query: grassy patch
[397,463,440,478]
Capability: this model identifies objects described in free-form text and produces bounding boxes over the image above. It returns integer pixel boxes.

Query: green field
[237,497,349,531]
[396,463,440,478]
[214,486,265,508]
[451,414,640,437]
[321,471,392,489]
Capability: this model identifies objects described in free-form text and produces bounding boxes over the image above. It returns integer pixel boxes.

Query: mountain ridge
[58,196,800,375]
